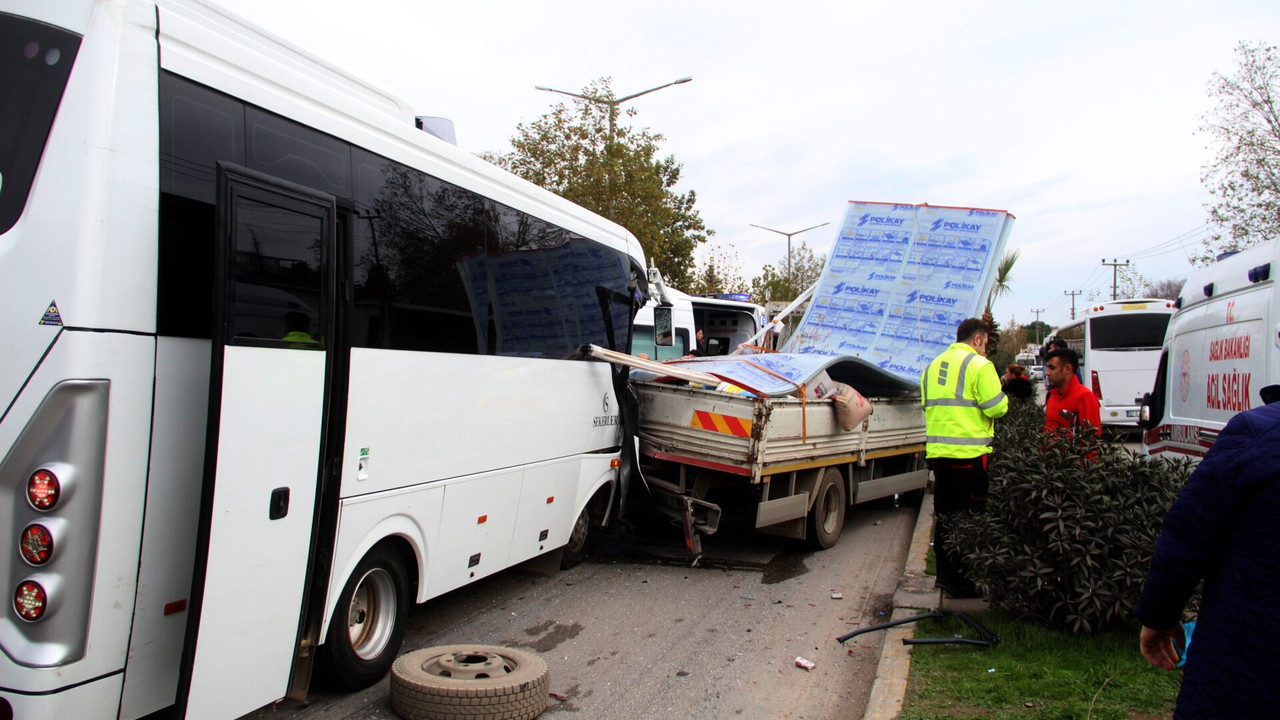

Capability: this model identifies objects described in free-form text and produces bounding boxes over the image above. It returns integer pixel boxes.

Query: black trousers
[931,455,990,592]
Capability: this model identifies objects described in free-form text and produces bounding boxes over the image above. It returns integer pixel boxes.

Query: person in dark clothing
[1136,394,1280,718]
[1000,363,1034,401]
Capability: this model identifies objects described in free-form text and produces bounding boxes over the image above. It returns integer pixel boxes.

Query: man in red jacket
[1043,348,1101,436]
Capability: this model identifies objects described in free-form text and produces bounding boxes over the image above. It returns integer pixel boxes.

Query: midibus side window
[0,15,81,234]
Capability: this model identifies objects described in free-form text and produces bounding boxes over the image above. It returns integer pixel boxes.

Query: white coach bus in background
[0,2,647,718]
[1051,298,1176,428]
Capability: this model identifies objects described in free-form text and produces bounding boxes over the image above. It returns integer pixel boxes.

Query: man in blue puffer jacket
[1137,395,1280,718]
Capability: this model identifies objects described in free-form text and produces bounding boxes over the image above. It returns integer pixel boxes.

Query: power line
[1064,290,1082,319]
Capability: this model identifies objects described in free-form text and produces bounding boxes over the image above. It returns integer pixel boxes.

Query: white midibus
[0,2,647,718]
[1051,299,1176,427]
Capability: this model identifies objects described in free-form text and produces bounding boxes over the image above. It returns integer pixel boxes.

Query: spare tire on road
[389,644,549,720]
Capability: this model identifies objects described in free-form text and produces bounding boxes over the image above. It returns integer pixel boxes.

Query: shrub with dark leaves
[949,397,1193,633]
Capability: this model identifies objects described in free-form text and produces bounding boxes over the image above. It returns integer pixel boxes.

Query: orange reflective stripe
[691,410,753,437]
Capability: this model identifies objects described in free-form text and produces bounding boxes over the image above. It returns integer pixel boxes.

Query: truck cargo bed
[635,381,926,481]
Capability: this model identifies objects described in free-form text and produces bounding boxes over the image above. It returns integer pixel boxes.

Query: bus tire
[561,503,592,569]
[319,545,409,690]
[806,467,846,550]
[390,645,549,720]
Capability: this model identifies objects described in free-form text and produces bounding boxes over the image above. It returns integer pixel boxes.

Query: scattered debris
[676,670,690,677]
[1024,702,1035,708]
[549,692,569,702]
[795,657,815,671]
[988,668,996,673]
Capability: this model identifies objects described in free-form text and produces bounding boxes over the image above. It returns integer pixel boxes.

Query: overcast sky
[213,0,1279,329]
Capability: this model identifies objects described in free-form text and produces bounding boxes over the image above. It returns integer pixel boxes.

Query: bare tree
[1198,41,1280,264]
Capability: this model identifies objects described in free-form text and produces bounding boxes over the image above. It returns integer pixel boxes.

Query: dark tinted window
[229,196,325,347]
[1090,314,1170,350]
[0,14,81,234]
[159,75,246,337]
[247,107,350,199]
[161,73,638,354]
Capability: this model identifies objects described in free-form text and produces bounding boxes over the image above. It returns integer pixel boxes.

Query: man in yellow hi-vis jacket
[921,318,1009,598]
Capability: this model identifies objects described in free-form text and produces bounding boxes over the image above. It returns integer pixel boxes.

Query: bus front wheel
[319,545,409,690]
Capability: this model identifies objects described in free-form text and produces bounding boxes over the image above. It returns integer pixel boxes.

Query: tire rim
[347,567,397,660]
[422,649,520,680]
[819,483,840,534]
[567,509,589,552]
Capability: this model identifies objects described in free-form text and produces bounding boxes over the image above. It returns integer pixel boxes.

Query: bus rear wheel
[319,545,409,690]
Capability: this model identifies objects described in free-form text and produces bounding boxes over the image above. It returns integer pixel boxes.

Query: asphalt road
[239,499,919,720]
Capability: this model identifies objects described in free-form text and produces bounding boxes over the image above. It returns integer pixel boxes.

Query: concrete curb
[861,492,937,719]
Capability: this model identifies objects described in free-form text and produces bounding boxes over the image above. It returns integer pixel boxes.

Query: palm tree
[981,249,1020,355]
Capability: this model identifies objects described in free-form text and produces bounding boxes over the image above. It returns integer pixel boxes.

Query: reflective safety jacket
[920,342,1009,459]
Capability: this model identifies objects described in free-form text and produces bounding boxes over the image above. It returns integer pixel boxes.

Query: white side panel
[0,672,122,720]
[322,486,441,639]
[120,338,210,720]
[341,350,618,497]
[508,461,580,567]
[0,0,159,422]
[185,347,324,720]
[428,472,522,596]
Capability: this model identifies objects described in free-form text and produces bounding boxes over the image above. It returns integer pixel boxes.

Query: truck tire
[561,503,592,569]
[319,545,409,690]
[390,645,549,720]
[807,467,846,550]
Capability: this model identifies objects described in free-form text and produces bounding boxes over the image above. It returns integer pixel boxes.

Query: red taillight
[1090,370,1102,400]
[19,525,53,565]
[14,581,47,621]
[27,469,60,511]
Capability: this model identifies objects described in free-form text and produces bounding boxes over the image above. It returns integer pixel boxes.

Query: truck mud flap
[755,492,809,528]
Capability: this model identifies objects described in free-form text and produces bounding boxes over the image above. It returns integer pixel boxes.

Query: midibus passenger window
[230,197,325,348]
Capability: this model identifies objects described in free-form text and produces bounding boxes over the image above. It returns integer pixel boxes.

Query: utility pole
[1101,259,1130,301]
[1063,290,1082,319]
[1031,308,1045,344]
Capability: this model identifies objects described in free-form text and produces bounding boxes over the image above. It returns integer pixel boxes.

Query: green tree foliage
[688,242,747,295]
[747,240,825,304]
[1198,41,1280,264]
[951,400,1192,633]
[482,78,712,288]
[981,250,1020,357]
[991,317,1028,370]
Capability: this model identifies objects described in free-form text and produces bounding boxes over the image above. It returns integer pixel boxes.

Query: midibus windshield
[1090,313,1170,350]
[0,13,80,235]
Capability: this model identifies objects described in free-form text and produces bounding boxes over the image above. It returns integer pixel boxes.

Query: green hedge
[950,398,1193,633]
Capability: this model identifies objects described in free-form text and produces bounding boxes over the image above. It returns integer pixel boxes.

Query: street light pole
[749,222,830,291]
[535,77,693,212]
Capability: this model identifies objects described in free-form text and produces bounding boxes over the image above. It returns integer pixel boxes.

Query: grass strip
[898,611,1180,720]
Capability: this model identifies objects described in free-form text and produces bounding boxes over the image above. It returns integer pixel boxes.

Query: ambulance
[1140,240,1279,460]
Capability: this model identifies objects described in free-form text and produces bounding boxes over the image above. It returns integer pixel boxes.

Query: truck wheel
[807,467,846,550]
[319,545,409,690]
[561,503,592,569]
[390,645,549,720]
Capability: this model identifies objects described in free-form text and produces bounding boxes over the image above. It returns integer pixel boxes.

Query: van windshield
[0,13,81,234]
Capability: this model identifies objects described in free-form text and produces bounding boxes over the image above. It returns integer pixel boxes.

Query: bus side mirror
[654,305,674,347]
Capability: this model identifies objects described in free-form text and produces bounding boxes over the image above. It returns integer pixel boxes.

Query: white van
[632,287,770,359]
[1140,240,1279,460]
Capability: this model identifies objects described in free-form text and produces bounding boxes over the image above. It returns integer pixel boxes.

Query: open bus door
[176,165,338,720]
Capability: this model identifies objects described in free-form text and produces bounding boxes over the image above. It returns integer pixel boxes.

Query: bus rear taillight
[13,580,47,621]
[27,469,60,510]
[19,524,54,565]
[1090,370,1103,400]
